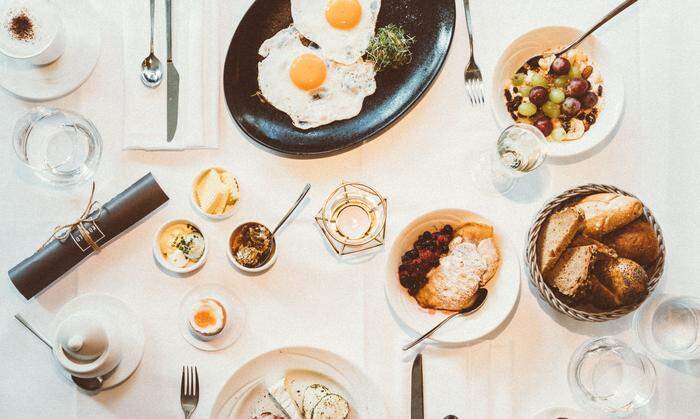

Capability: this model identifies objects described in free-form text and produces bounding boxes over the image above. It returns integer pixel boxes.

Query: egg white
[291,0,380,65]
[258,27,376,130]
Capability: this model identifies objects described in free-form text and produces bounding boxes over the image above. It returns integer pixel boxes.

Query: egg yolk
[325,0,362,30]
[194,308,217,328]
[289,54,327,90]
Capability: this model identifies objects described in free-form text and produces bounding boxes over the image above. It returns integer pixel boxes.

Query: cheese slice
[220,171,240,205]
[196,169,228,214]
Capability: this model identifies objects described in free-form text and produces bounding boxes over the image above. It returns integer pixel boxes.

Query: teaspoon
[140,0,163,88]
[270,183,311,237]
[14,313,105,392]
[402,288,488,351]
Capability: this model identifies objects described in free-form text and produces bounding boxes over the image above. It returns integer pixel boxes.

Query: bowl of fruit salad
[490,26,623,158]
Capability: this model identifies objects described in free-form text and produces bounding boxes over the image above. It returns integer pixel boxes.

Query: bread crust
[537,208,585,274]
[603,218,660,266]
[595,257,648,306]
[574,193,643,237]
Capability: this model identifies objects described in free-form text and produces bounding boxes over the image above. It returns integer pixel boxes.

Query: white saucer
[51,294,145,391]
[178,284,246,352]
[385,209,521,345]
[0,0,101,101]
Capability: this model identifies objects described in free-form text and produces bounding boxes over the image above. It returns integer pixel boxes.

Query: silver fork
[462,0,484,106]
[180,366,199,418]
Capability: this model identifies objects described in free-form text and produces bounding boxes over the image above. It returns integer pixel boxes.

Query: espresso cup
[0,0,66,65]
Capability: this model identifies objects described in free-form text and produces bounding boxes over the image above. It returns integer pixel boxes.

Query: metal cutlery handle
[403,311,461,351]
[462,0,475,57]
[149,0,155,54]
[166,0,173,61]
[560,0,638,55]
[14,313,52,349]
[271,184,311,236]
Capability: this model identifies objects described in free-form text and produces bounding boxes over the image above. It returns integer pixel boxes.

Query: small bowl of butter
[191,167,240,220]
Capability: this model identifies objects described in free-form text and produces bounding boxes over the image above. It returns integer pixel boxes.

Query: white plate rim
[385,208,520,344]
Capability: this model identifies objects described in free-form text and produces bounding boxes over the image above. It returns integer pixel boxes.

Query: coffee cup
[0,0,66,65]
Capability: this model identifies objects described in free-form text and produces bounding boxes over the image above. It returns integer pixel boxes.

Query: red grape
[581,92,599,109]
[534,118,554,136]
[529,86,549,106]
[550,57,571,75]
[562,97,582,116]
[566,78,588,98]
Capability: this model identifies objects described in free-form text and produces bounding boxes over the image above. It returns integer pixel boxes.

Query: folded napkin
[122,0,219,150]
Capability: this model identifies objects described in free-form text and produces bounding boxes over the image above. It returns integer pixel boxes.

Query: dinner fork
[180,366,199,418]
[462,0,484,106]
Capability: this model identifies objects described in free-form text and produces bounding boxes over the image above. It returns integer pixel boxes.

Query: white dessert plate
[490,26,623,159]
[385,209,520,345]
[178,283,246,352]
[0,0,101,101]
[210,346,387,419]
[51,293,144,391]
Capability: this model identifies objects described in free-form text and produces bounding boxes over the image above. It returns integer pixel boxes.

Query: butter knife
[166,0,179,142]
[411,353,424,419]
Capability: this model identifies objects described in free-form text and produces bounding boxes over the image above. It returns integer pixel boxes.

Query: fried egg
[291,0,380,64]
[258,27,376,129]
[188,298,227,340]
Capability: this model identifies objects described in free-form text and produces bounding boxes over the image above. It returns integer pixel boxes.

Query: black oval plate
[223,0,455,157]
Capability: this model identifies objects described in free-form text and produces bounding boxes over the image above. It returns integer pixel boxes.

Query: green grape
[531,73,548,87]
[554,76,569,88]
[519,84,532,96]
[517,102,537,117]
[551,127,566,141]
[542,101,561,119]
[512,73,526,86]
[549,88,566,104]
[568,65,582,79]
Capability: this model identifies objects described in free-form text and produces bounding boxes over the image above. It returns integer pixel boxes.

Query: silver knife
[411,353,424,419]
[166,0,179,142]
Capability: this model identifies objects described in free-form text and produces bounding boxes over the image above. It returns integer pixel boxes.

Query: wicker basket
[525,184,666,322]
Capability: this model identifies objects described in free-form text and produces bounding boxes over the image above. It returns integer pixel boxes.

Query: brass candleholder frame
[314,182,387,256]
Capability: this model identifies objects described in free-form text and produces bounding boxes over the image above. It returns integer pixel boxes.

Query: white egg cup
[190,167,239,220]
[226,220,278,274]
[153,219,209,274]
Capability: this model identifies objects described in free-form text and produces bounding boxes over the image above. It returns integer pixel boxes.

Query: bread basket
[526,184,666,322]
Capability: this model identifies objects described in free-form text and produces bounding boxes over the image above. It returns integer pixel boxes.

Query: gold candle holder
[315,182,387,256]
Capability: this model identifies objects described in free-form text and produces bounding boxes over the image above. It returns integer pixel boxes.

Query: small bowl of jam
[227,221,277,273]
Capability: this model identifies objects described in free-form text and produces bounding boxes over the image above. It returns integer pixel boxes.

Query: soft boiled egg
[258,27,376,129]
[188,298,227,340]
[291,0,380,64]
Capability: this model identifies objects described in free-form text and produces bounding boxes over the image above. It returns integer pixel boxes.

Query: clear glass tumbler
[13,106,102,186]
[568,336,656,417]
[634,294,700,360]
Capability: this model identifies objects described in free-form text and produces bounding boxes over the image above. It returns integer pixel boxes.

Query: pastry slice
[536,207,585,274]
[545,245,597,301]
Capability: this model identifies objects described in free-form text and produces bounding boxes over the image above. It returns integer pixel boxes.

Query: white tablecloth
[1,1,699,418]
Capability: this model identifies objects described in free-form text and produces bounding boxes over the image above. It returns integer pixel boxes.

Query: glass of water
[471,123,548,194]
[634,294,700,360]
[13,107,102,186]
[568,336,656,417]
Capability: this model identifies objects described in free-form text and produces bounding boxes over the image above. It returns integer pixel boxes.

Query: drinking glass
[13,106,102,186]
[634,294,700,360]
[568,336,656,417]
[470,123,548,194]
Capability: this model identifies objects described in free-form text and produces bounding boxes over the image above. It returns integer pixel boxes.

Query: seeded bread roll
[596,257,649,306]
[587,272,621,310]
[574,193,643,237]
[603,218,660,266]
[537,207,585,274]
[545,245,597,301]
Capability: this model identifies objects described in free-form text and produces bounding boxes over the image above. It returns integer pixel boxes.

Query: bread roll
[603,219,660,266]
[595,257,648,306]
[587,273,621,310]
[574,193,643,237]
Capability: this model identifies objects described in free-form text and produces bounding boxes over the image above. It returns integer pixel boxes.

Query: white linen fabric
[122,0,219,150]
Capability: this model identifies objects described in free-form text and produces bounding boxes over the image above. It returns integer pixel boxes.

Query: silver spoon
[14,313,105,391]
[140,0,163,88]
[270,183,311,237]
[402,288,488,351]
[527,0,638,64]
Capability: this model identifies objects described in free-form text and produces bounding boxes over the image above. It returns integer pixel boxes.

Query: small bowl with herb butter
[153,219,208,274]
[191,167,240,220]
[227,221,277,273]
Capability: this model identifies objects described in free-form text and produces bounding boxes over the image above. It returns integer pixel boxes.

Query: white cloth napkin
[122,0,219,150]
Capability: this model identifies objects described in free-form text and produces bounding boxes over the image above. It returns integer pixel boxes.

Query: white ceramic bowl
[153,219,209,274]
[385,209,520,345]
[490,26,624,158]
[190,167,239,220]
[226,221,277,273]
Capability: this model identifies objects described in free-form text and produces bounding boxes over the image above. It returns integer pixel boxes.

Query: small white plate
[385,209,520,345]
[0,0,101,101]
[490,26,624,159]
[153,219,208,274]
[178,283,246,352]
[191,167,240,220]
[210,346,387,419]
[51,294,144,391]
